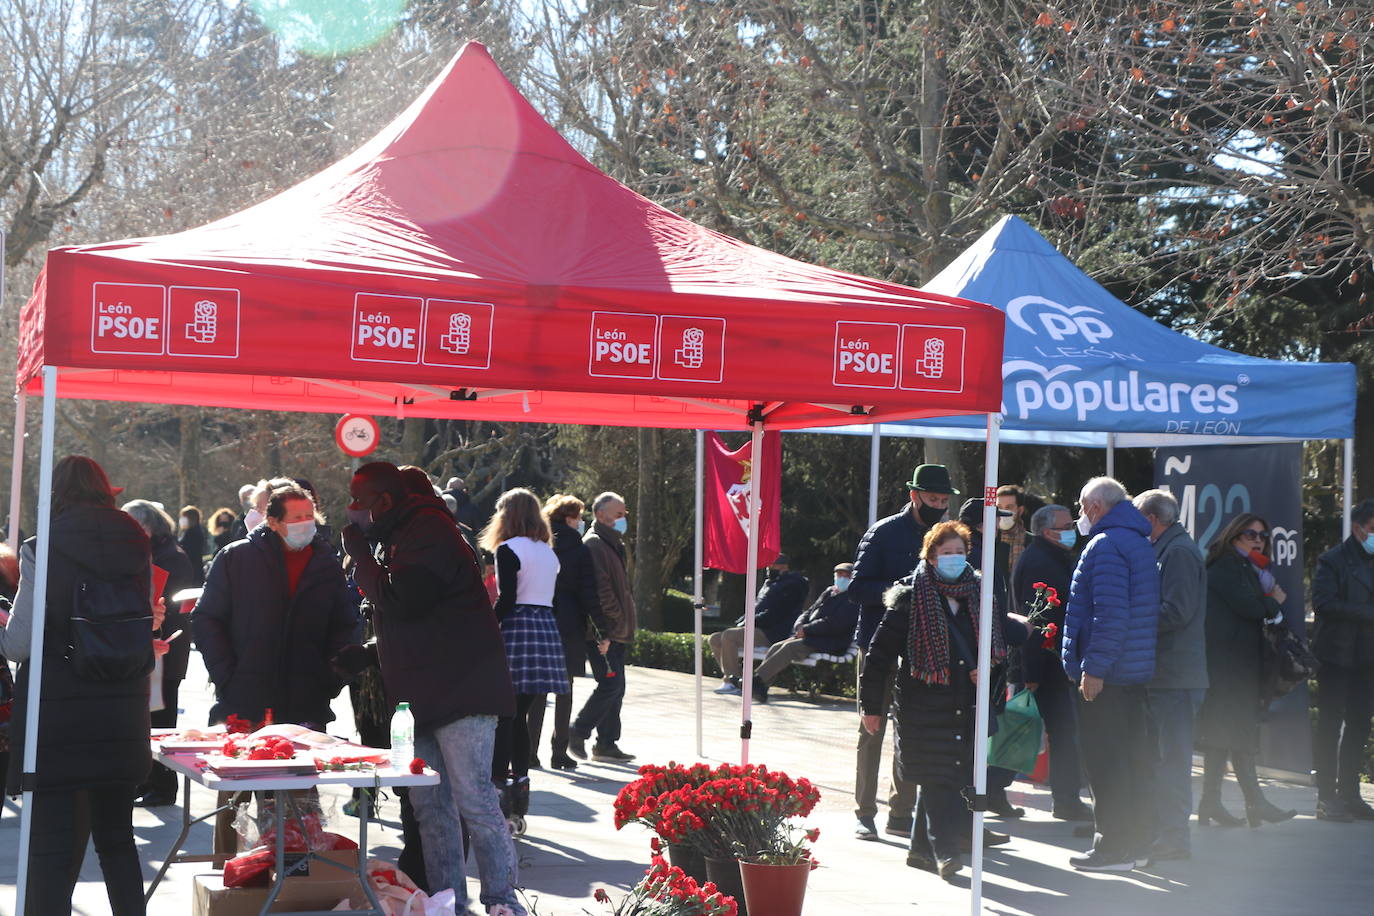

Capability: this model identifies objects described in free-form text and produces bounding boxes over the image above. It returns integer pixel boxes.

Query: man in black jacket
[1011,503,1092,822]
[850,463,955,840]
[707,555,809,695]
[343,462,526,916]
[750,562,859,701]
[1310,498,1374,821]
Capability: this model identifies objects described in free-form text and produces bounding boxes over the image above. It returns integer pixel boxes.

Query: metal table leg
[145,775,243,903]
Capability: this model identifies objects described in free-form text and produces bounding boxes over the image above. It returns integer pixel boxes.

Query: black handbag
[1260,622,1317,703]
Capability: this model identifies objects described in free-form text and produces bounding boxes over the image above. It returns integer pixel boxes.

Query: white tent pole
[868,423,881,526]
[971,412,1003,916]
[738,420,765,764]
[15,366,58,916]
[1343,437,1354,540]
[8,393,26,549]
[1105,432,1116,479]
[694,429,705,759]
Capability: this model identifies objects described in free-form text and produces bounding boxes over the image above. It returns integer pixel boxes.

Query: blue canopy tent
[818,215,1358,532]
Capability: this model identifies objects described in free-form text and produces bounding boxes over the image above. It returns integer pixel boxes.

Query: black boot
[550,737,578,771]
[1197,795,1245,827]
[496,779,513,819]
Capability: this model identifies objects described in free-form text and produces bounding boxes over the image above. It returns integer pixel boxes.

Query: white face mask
[178,517,191,531]
[1076,514,1093,537]
[997,515,1016,531]
[575,519,586,534]
[283,520,316,550]
[244,509,265,531]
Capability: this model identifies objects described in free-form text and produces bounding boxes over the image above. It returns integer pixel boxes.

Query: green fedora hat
[905,464,959,496]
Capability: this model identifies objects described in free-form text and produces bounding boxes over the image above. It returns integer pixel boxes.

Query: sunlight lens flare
[251,0,406,56]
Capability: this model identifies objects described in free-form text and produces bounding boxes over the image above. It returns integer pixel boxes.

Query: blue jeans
[412,715,524,913]
[1146,687,1204,850]
[573,640,626,745]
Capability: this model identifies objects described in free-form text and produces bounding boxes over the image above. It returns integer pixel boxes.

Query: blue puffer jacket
[1061,500,1161,685]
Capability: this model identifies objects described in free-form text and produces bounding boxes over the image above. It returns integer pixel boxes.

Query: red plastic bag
[222,845,274,888]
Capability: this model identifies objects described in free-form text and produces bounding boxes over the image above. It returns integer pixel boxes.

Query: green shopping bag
[987,688,1043,774]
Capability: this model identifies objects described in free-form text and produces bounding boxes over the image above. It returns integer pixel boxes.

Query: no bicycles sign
[335,414,380,458]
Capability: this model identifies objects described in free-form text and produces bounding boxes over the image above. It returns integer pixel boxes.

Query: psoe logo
[1007,295,1114,344]
[1271,526,1299,567]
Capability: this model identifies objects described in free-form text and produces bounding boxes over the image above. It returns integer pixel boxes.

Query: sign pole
[694,429,704,758]
[738,420,765,765]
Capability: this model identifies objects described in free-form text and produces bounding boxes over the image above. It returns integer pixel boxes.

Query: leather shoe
[884,816,913,838]
[906,850,936,872]
[1341,797,1374,820]
[937,855,962,878]
[988,797,1025,818]
[592,742,635,761]
[959,830,1010,853]
[1052,800,1094,822]
[567,734,588,760]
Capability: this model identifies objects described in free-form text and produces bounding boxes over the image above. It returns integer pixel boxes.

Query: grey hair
[122,499,176,540]
[1030,504,1070,536]
[1080,477,1129,510]
[1133,488,1179,526]
[592,491,625,514]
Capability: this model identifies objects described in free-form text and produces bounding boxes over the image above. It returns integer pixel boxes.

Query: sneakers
[592,742,636,761]
[567,734,588,760]
[713,678,742,695]
[854,816,878,840]
[1069,849,1136,872]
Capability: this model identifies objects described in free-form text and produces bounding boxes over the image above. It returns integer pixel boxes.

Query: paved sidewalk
[2,655,1371,914]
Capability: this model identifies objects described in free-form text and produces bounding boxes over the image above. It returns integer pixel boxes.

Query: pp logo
[1007,295,1113,344]
[1271,526,1299,567]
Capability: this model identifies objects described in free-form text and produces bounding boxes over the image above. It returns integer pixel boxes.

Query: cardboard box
[192,871,364,916]
[271,847,364,883]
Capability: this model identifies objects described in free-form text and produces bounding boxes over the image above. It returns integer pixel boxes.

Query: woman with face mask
[859,521,1016,879]
[192,483,360,732]
[1195,512,1296,829]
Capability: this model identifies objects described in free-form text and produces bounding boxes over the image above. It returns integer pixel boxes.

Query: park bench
[737,642,861,698]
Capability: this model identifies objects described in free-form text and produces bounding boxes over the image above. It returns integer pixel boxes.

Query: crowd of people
[708,463,1373,879]
[2,451,1372,910]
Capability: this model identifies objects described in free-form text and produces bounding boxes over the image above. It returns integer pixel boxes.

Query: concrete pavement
[2,653,1371,914]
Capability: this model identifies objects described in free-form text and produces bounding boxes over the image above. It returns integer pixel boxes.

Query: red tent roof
[17,43,1003,430]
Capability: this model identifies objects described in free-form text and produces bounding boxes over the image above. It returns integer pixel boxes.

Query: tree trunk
[178,408,202,510]
[401,417,428,467]
[634,427,664,631]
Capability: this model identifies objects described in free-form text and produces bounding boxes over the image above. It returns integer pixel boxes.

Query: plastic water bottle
[389,702,414,771]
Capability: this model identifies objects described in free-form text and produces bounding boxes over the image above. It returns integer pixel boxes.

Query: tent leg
[868,423,881,527]
[694,430,705,759]
[1105,432,1116,479]
[8,393,25,549]
[16,366,58,916]
[1343,438,1354,541]
[971,413,1003,916]
[738,421,765,765]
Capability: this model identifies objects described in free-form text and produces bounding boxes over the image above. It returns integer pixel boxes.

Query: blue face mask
[1362,532,1374,555]
[1059,529,1077,549]
[833,576,852,593]
[612,517,628,534]
[934,554,967,581]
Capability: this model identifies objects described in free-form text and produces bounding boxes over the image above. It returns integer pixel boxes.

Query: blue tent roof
[842,215,1355,446]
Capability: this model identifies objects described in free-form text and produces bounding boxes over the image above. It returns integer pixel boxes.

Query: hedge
[626,629,857,700]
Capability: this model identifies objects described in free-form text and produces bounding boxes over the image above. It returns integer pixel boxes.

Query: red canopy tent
[11,42,1008,912]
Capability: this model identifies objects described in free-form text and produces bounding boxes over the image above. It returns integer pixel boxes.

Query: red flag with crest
[704,431,781,574]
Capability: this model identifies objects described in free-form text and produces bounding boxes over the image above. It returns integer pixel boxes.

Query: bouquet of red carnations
[592,856,737,916]
[1025,582,1063,649]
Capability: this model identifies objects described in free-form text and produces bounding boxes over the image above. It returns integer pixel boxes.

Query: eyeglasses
[1239,529,1270,541]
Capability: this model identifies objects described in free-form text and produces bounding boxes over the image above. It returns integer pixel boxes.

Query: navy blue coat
[1012,536,1076,685]
[739,570,810,645]
[193,526,360,726]
[793,587,860,655]
[1061,501,1161,685]
[851,507,928,651]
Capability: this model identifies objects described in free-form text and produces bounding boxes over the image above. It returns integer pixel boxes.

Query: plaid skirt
[500,604,572,695]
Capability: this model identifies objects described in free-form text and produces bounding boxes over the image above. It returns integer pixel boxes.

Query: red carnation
[1032,581,1047,590]
[409,757,426,774]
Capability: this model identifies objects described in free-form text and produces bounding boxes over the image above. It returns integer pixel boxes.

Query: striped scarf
[907,561,1006,686]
